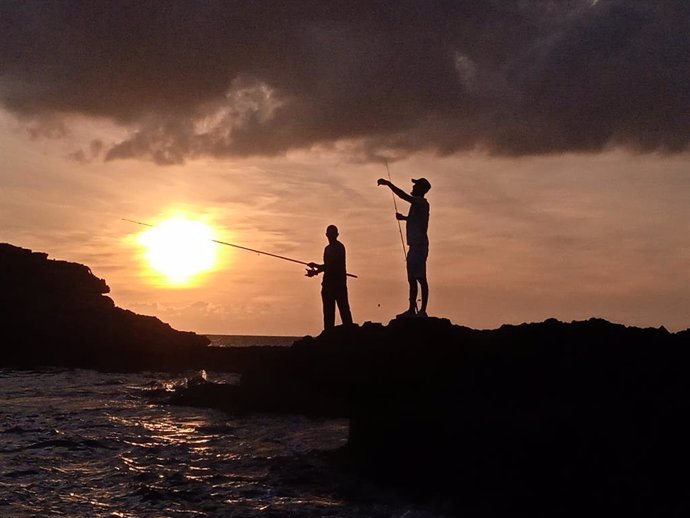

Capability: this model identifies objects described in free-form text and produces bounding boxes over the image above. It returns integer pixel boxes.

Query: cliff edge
[0,243,209,370]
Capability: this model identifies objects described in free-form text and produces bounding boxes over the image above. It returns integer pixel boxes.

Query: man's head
[326,224,339,242]
[411,178,431,196]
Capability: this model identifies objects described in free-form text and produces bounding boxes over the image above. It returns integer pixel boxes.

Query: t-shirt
[322,240,347,287]
[406,196,429,247]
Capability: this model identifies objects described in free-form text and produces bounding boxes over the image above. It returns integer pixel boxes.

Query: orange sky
[2,2,689,335]
[3,111,689,335]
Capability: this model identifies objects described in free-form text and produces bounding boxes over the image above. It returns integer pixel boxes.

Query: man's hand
[395,212,407,221]
[377,178,390,187]
[306,262,321,277]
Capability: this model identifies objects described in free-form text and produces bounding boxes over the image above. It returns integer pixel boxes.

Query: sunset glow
[138,217,218,286]
[2,2,690,336]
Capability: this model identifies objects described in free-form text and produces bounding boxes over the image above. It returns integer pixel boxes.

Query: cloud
[1,0,688,163]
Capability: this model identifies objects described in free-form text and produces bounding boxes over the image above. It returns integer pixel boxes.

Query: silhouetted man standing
[307,225,353,330]
[377,177,431,317]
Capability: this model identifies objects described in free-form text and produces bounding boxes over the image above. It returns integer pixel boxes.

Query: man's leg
[397,247,421,318]
[419,277,429,315]
[336,286,353,326]
[416,246,429,316]
[408,275,418,312]
[322,289,336,330]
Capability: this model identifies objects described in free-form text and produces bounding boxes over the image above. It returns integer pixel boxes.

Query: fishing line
[384,160,408,264]
[383,162,419,313]
[122,218,358,278]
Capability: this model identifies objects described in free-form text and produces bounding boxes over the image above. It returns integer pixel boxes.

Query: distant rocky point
[0,243,210,371]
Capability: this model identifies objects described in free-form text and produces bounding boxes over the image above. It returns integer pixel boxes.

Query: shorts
[406,245,428,279]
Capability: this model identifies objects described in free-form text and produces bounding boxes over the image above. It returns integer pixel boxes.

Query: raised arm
[377,179,414,203]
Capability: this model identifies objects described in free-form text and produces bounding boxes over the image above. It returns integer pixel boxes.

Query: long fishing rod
[121,218,358,278]
[384,160,408,262]
[383,161,418,313]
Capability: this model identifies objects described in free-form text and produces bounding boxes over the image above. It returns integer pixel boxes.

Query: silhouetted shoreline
[3,242,689,514]
[0,243,209,371]
[171,317,690,515]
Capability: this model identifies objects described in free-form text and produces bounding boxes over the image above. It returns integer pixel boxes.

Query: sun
[138,217,219,285]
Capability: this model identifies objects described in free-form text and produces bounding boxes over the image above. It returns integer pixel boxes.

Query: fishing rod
[121,218,358,278]
[383,161,418,313]
[384,160,408,262]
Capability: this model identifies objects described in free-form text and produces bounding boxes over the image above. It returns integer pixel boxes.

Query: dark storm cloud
[1,0,688,163]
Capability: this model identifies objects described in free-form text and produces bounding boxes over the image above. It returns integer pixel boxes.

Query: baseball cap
[412,178,431,193]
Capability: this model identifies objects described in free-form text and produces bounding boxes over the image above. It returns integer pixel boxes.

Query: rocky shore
[171,317,690,515]
[0,243,211,371]
[3,242,689,513]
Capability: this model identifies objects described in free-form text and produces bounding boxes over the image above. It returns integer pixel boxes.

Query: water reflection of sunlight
[110,413,211,441]
[141,418,198,438]
[64,491,111,509]
[109,409,245,483]
[104,400,355,515]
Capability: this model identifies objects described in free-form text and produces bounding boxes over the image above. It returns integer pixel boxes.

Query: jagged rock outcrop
[0,243,209,370]
[169,316,690,514]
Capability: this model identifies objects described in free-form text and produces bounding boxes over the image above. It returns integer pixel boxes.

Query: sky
[1,1,689,335]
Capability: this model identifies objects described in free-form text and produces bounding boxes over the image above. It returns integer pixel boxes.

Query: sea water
[205,335,299,348]
[0,337,436,517]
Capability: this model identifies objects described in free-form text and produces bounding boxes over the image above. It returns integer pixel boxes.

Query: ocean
[0,336,434,517]
[205,335,299,348]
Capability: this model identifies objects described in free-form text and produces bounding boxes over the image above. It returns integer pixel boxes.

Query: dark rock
[168,315,690,514]
[0,243,209,371]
